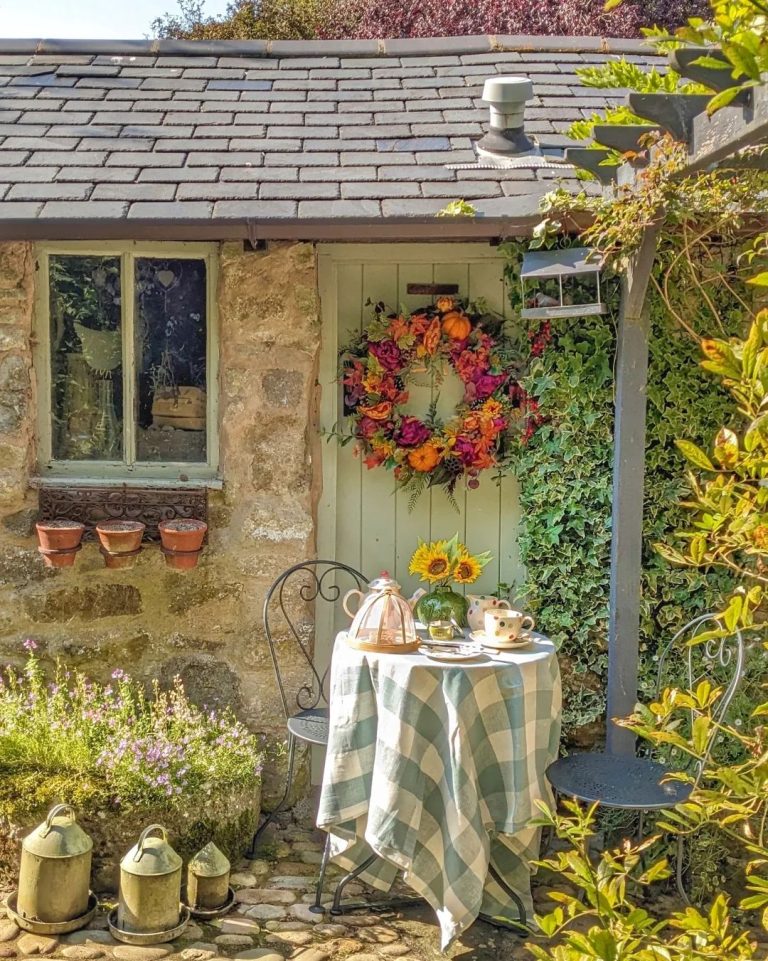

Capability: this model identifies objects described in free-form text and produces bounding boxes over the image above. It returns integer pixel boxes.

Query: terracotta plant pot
[95,521,145,570]
[158,519,207,572]
[158,519,207,552]
[35,520,85,569]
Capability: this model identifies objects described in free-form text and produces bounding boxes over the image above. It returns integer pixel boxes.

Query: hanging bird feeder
[520,247,606,319]
[7,804,97,935]
[185,842,234,918]
[109,824,189,945]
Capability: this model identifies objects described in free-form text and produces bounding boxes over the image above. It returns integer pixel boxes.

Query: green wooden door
[318,244,524,604]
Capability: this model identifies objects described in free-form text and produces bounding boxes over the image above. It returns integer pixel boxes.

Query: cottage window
[35,244,218,482]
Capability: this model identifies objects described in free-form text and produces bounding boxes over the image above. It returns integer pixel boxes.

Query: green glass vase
[414,585,469,628]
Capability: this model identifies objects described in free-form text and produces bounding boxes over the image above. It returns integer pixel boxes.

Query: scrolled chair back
[262,559,367,719]
[655,612,745,783]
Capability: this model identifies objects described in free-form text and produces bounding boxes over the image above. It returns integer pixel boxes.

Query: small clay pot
[95,521,145,554]
[36,520,85,553]
[158,519,207,553]
[36,521,85,569]
[95,521,145,569]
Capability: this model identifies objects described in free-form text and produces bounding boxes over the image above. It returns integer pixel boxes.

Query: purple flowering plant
[0,647,262,810]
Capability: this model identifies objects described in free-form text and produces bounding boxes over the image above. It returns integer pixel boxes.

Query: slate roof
[0,36,665,239]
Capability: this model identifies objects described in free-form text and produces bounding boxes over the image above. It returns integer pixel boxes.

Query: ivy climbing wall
[504,247,735,746]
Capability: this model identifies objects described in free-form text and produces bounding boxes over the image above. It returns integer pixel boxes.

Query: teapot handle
[342,589,364,619]
[134,824,167,861]
[41,803,76,837]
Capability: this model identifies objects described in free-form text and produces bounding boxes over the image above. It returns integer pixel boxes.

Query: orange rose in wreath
[423,317,442,355]
[359,401,393,421]
[408,442,441,472]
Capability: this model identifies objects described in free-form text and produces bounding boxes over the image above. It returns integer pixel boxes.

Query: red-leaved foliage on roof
[154,0,710,41]
[321,0,709,39]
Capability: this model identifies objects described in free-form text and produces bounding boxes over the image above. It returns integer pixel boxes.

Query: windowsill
[30,475,224,491]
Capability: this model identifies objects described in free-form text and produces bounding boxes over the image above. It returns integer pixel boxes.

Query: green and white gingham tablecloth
[316,631,561,948]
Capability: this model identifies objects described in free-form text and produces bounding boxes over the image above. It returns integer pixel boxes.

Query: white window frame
[34,241,220,485]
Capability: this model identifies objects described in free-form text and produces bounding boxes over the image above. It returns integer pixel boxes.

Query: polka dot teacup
[483,608,535,643]
[466,594,507,633]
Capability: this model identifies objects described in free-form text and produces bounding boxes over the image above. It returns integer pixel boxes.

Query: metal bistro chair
[246,559,367,901]
[545,613,744,901]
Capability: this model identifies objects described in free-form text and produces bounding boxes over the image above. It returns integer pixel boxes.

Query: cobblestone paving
[2,807,767,961]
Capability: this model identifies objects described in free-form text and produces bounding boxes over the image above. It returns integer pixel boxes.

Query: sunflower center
[427,558,449,576]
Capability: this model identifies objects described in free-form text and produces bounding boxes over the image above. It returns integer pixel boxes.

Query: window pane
[49,255,123,461]
[134,258,207,463]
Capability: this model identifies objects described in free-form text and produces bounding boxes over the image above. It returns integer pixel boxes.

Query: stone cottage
[0,34,660,767]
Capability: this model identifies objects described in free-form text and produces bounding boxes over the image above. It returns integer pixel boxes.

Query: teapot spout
[407,588,427,611]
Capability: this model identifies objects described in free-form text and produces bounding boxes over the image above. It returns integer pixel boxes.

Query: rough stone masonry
[0,240,322,758]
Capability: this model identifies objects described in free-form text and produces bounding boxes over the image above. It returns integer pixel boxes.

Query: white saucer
[419,645,485,663]
[469,630,533,651]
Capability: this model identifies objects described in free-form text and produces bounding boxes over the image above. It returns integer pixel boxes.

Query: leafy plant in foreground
[531,799,756,961]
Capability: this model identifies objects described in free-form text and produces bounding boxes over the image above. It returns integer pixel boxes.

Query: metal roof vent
[476,76,538,161]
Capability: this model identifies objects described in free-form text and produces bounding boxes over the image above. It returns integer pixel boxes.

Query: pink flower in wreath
[472,372,507,401]
[454,350,482,382]
[453,436,477,466]
[369,340,403,371]
[395,416,431,448]
[358,417,381,440]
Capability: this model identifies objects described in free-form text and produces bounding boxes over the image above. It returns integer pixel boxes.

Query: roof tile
[0,35,662,227]
[127,200,213,218]
[7,182,91,200]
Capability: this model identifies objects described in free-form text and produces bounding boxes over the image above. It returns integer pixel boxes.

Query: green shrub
[0,643,263,819]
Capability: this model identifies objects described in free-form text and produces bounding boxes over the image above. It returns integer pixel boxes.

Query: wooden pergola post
[606,227,660,755]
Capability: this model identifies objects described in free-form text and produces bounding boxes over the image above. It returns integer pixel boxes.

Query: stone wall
[0,240,322,759]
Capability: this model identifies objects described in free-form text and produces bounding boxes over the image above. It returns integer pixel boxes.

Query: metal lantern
[16,804,93,925]
[117,825,182,935]
[520,247,606,319]
[344,573,420,654]
[186,842,231,914]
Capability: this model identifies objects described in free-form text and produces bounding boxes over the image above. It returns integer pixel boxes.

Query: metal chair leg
[310,833,332,914]
[246,734,297,859]
[329,853,379,914]
[675,834,690,904]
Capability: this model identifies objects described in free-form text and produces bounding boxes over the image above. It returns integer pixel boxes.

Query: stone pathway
[1,809,766,961]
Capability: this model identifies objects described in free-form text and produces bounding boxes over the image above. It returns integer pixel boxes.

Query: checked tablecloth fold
[317,635,562,948]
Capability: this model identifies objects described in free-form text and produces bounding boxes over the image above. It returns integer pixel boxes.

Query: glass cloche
[343,572,420,653]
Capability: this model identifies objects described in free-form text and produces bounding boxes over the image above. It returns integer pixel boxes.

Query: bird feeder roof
[520,247,601,279]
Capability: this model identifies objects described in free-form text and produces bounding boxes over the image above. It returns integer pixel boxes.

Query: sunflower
[453,552,482,584]
[409,542,454,584]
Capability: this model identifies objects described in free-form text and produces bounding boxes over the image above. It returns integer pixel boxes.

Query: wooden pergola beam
[685,83,768,175]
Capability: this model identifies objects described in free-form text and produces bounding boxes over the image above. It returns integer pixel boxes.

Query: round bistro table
[316,630,561,948]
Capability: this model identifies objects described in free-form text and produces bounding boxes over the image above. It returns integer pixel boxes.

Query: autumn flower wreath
[335,296,542,502]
